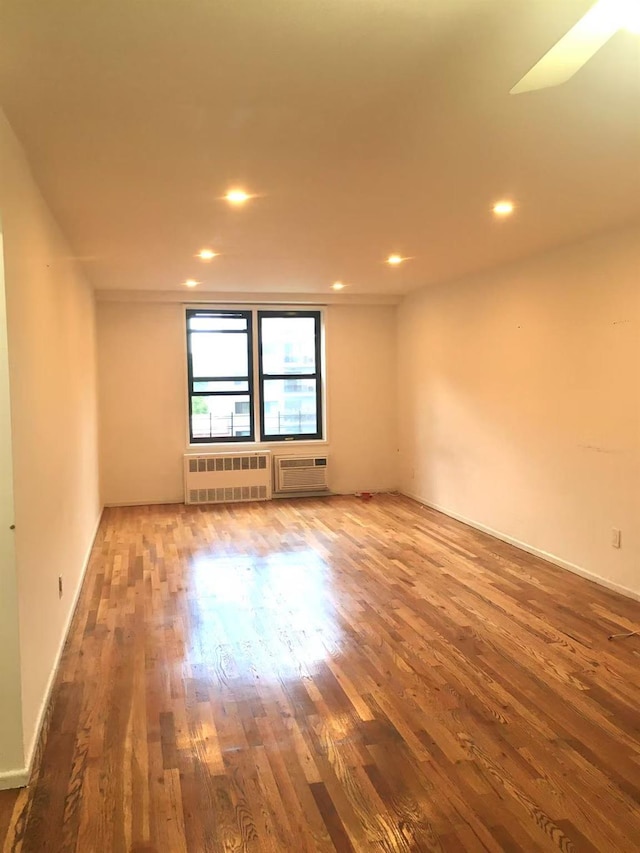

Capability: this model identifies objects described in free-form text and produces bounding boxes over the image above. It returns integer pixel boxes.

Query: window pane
[193,380,249,393]
[262,379,317,435]
[261,316,316,375]
[189,315,247,332]
[191,395,252,439]
[191,331,248,378]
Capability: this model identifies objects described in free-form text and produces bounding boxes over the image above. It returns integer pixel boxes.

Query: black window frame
[257,310,323,442]
[186,308,255,444]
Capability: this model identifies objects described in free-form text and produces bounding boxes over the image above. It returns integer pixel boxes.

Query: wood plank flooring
[3,494,640,852]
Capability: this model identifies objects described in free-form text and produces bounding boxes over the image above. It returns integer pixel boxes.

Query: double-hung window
[258,311,322,441]
[187,310,254,442]
[187,308,323,443]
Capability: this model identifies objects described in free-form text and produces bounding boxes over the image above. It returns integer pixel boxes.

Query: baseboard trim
[21,506,105,784]
[105,491,394,507]
[401,491,640,604]
[0,768,29,791]
[103,499,183,507]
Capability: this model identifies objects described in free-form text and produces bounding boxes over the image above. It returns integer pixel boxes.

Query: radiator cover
[184,451,271,505]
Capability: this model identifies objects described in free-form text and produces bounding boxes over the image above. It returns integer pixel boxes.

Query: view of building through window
[187,310,322,442]
[188,311,252,440]
[260,315,318,438]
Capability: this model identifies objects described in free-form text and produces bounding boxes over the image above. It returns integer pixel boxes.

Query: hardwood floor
[3,494,640,852]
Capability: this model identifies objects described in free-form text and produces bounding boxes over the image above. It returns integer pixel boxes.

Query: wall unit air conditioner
[184,451,271,505]
[274,455,329,494]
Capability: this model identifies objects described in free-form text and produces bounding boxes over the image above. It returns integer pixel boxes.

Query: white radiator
[274,455,329,494]
[184,451,271,505]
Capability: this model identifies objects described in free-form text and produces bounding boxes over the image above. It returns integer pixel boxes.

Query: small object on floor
[359,492,373,501]
[608,630,639,640]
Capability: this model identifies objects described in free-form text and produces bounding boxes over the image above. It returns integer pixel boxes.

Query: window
[186,308,323,443]
[258,311,323,441]
[186,310,254,442]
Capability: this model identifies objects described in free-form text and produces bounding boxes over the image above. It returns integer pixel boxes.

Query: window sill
[186,438,329,453]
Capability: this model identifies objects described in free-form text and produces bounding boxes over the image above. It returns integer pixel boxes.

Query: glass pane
[262,378,317,435]
[189,314,247,332]
[191,331,248,378]
[261,316,316,375]
[193,380,249,393]
[191,395,252,440]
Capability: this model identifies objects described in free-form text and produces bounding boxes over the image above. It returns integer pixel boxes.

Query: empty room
[0,1,639,851]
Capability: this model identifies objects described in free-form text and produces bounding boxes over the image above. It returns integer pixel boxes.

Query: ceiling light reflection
[493,200,515,217]
[225,189,252,205]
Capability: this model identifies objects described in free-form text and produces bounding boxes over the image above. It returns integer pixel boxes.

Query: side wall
[0,110,101,770]
[0,237,24,785]
[97,301,398,504]
[398,225,640,598]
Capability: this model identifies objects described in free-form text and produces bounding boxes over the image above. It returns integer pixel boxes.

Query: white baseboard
[0,768,29,791]
[103,498,183,507]
[401,491,640,604]
[107,491,391,507]
[20,506,105,784]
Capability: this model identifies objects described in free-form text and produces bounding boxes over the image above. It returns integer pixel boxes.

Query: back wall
[97,299,398,505]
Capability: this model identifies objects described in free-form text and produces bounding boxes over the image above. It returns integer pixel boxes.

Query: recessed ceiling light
[197,249,218,261]
[596,0,640,35]
[493,200,515,217]
[225,189,252,205]
[623,0,640,33]
[331,281,346,290]
[387,254,404,265]
[183,279,199,288]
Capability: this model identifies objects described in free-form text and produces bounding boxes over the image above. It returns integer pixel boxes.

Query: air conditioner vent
[274,456,329,494]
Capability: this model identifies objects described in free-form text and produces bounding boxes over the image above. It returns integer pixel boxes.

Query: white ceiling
[0,0,639,295]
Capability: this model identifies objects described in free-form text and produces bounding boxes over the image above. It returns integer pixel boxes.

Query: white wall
[0,236,25,783]
[97,300,398,504]
[0,109,101,775]
[325,305,397,494]
[398,224,640,597]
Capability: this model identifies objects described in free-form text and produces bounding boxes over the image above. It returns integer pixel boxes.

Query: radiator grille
[187,455,267,475]
[188,485,268,505]
[184,453,271,505]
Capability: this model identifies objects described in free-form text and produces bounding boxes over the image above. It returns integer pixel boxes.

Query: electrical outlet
[58,575,63,597]
[611,528,621,549]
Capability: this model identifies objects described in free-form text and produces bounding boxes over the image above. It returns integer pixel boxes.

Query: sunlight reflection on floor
[188,549,340,671]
